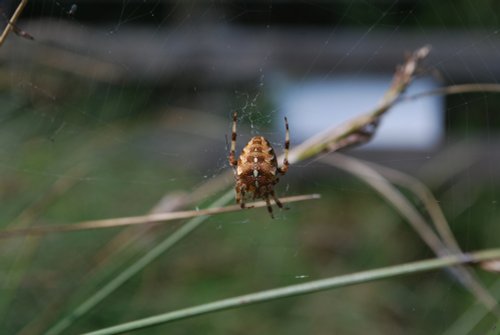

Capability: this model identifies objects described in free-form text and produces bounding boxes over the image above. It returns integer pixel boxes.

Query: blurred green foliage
[1,1,500,331]
[0,72,499,335]
[446,93,500,135]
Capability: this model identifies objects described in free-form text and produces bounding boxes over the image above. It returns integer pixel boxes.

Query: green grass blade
[44,190,234,335]
[83,249,500,335]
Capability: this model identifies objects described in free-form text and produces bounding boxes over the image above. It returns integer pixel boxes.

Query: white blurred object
[275,76,443,150]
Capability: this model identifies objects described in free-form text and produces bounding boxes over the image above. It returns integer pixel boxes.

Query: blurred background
[1,0,500,334]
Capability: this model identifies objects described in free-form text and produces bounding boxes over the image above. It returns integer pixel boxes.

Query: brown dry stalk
[403,83,500,102]
[0,194,320,238]
[288,46,431,163]
[0,0,29,47]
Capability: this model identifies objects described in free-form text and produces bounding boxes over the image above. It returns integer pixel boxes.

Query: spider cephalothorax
[228,112,290,218]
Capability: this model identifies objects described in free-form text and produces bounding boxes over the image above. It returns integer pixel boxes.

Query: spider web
[0,1,499,334]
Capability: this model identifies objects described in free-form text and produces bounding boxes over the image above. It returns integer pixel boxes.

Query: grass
[0,47,499,335]
[84,249,500,335]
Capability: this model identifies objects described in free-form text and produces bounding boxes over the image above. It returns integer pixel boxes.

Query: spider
[228,112,290,218]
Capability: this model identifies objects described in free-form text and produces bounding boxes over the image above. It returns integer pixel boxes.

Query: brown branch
[0,194,320,238]
[0,0,29,47]
[288,45,431,163]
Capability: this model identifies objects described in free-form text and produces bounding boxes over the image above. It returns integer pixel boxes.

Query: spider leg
[270,189,289,210]
[270,190,283,208]
[278,116,290,175]
[236,184,246,208]
[235,184,242,206]
[237,184,253,209]
[228,112,238,168]
[265,196,274,219]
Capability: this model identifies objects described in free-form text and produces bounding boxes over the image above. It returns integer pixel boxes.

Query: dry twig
[0,0,29,47]
[0,194,320,238]
[402,83,500,102]
[289,46,431,162]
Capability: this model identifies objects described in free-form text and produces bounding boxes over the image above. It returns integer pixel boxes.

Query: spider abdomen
[228,112,289,217]
[236,136,278,196]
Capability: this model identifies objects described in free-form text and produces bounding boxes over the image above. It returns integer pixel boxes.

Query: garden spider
[228,112,290,218]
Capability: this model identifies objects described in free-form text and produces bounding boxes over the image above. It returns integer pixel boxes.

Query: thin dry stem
[402,83,500,102]
[288,45,431,163]
[0,194,320,238]
[0,0,29,47]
